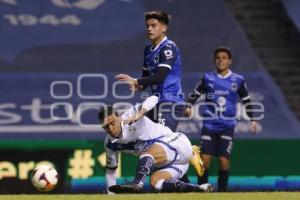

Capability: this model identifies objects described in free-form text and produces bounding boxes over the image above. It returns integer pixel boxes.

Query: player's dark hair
[98,105,118,124]
[145,10,170,25]
[214,47,232,59]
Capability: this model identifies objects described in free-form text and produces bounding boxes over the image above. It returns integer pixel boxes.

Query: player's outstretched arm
[115,74,139,91]
[124,95,159,125]
[104,138,120,194]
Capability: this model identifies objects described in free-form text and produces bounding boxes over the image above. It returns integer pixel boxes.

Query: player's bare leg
[144,143,168,164]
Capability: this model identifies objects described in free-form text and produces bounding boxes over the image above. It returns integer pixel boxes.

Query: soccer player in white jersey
[98,96,212,193]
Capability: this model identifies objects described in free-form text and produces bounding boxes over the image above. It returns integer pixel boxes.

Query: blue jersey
[188,70,250,132]
[143,37,183,103]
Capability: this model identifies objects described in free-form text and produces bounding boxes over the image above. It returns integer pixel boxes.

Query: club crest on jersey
[128,126,136,134]
[231,82,238,91]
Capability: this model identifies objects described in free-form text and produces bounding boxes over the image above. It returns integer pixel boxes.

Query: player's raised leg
[190,145,205,177]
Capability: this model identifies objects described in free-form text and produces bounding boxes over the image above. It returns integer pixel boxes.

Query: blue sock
[218,170,229,192]
[132,155,155,185]
[179,173,190,183]
[161,179,200,192]
[198,169,209,185]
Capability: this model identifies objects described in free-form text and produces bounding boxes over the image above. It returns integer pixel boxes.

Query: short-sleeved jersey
[189,70,250,132]
[105,104,174,169]
[143,37,184,103]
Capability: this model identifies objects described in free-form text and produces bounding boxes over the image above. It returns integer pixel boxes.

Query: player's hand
[184,107,192,117]
[115,74,136,84]
[129,84,139,91]
[115,74,139,91]
[250,121,257,135]
[123,114,142,125]
[137,85,144,90]
[129,84,144,91]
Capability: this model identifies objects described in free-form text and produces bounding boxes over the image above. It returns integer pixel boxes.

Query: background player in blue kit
[184,47,257,192]
[116,10,184,132]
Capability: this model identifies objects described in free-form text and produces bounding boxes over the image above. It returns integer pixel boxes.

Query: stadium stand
[225,0,300,119]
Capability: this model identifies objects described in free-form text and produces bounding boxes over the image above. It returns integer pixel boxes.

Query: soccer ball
[31,164,58,192]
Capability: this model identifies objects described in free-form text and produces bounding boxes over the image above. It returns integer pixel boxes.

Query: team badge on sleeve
[164,49,174,60]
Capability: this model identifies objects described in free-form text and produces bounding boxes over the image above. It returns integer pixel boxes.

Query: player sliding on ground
[98,96,211,194]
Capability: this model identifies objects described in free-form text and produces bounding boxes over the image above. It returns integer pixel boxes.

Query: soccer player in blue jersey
[184,47,257,192]
[116,10,184,132]
[115,10,195,184]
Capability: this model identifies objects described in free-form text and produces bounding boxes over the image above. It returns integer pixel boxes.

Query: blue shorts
[199,127,234,159]
[146,102,184,132]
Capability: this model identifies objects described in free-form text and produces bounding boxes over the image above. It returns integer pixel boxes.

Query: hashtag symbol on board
[68,150,95,178]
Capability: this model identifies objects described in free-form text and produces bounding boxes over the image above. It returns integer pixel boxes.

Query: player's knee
[203,161,211,170]
[219,157,230,170]
[202,155,211,169]
[150,175,159,187]
[150,176,164,190]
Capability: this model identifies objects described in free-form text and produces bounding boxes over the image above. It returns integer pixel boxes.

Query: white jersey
[109,104,174,144]
[104,99,193,194]
[105,103,175,169]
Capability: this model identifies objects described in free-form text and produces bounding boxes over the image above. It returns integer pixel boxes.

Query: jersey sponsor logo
[230,77,237,81]
[215,90,230,95]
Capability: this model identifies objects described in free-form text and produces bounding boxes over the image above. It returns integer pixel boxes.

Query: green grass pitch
[0,193,299,200]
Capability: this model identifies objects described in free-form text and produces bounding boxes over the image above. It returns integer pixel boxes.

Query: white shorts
[153,132,193,178]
